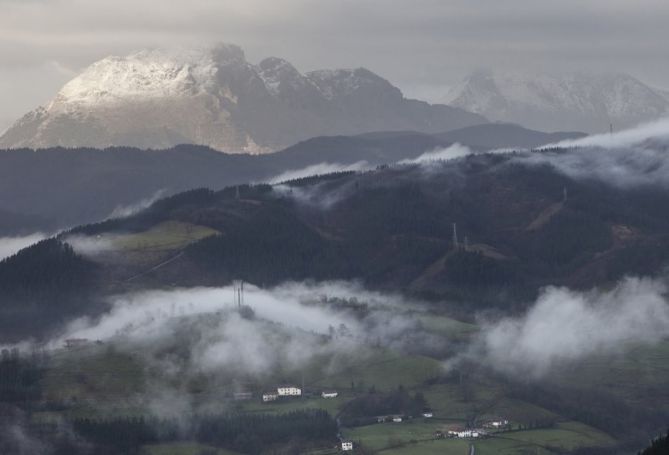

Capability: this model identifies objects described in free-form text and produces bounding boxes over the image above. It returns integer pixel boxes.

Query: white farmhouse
[341,441,354,451]
[392,416,403,423]
[448,428,484,439]
[277,386,302,397]
[321,391,339,399]
[488,419,509,428]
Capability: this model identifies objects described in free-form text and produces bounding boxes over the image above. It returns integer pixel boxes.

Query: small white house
[422,411,433,418]
[262,392,279,402]
[488,419,509,428]
[341,441,354,451]
[321,391,339,399]
[392,416,403,423]
[448,428,483,439]
[277,386,302,397]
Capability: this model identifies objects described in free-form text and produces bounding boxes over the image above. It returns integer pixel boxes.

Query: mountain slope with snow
[0,44,485,153]
[444,70,669,133]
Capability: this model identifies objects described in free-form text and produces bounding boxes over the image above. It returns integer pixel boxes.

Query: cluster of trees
[506,419,557,431]
[0,238,100,341]
[509,382,669,437]
[72,417,172,454]
[341,386,428,426]
[70,409,337,454]
[196,409,338,453]
[280,170,356,187]
[638,430,669,455]
[188,204,348,285]
[444,250,511,286]
[0,349,43,402]
[0,238,94,297]
[520,209,612,268]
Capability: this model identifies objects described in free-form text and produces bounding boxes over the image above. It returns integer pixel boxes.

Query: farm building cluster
[232,386,340,403]
[439,418,510,439]
[447,428,486,439]
[375,409,433,424]
[262,385,302,402]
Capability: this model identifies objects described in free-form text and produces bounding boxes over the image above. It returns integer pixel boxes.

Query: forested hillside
[65,150,669,309]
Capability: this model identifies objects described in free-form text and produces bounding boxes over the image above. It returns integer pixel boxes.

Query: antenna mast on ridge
[233,280,244,309]
[452,223,459,250]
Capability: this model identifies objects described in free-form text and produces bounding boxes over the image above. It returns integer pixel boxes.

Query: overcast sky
[1,0,668,131]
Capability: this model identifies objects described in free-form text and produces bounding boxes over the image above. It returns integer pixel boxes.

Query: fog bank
[0,233,46,260]
[476,276,669,378]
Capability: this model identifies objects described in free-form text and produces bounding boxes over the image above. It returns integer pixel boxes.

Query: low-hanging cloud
[542,117,669,150]
[267,161,369,184]
[514,117,669,188]
[107,189,167,219]
[49,281,442,380]
[475,276,669,379]
[272,178,359,209]
[399,143,473,165]
[0,233,46,260]
[63,234,117,257]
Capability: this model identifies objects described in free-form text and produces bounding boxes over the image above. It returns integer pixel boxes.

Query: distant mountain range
[0,123,583,234]
[0,44,485,152]
[444,70,669,133]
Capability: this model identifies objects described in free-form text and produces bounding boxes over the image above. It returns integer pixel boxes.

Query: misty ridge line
[0,233,47,261]
[397,116,669,189]
[267,117,669,214]
[265,161,370,184]
[272,116,669,194]
[540,116,669,150]
[0,190,176,261]
[107,188,167,219]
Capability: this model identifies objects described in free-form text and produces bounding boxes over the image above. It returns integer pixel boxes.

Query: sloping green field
[115,221,219,252]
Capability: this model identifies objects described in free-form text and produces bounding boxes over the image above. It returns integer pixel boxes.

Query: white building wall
[277,386,302,396]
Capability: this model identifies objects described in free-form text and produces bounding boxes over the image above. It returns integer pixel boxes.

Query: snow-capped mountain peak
[256,57,313,96]
[54,53,211,108]
[306,68,399,100]
[445,69,669,133]
[0,43,485,152]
